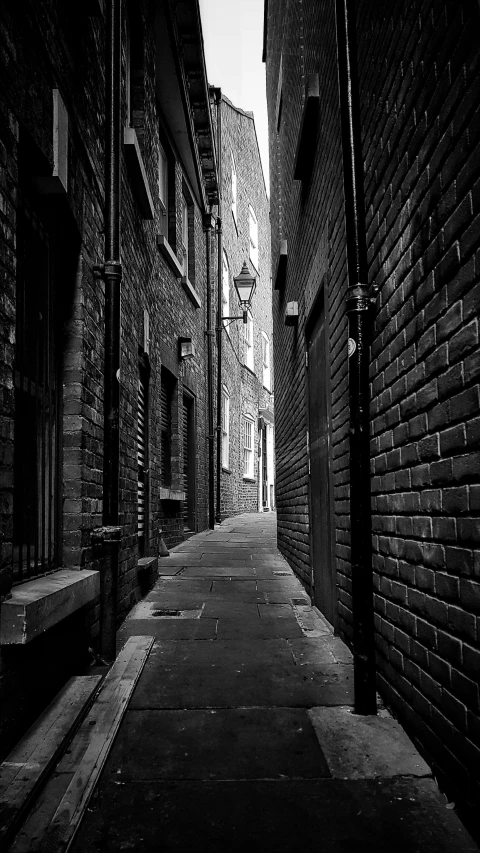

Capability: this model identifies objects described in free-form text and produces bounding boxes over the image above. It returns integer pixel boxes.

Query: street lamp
[232,261,256,323]
[215,261,256,524]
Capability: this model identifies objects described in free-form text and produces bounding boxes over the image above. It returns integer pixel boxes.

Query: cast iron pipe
[214,89,223,524]
[204,213,215,528]
[335,0,376,714]
[95,0,122,660]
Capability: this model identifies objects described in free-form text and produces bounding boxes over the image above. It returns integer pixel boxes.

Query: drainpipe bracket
[92,526,122,543]
[93,262,123,282]
[346,282,378,314]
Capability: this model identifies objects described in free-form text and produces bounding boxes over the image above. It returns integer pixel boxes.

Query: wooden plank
[1,570,100,644]
[0,676,102,847]
[40,636,154,853]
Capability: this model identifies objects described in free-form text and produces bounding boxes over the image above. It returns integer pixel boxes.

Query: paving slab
[117,618,217,644]
[180,566,256,578]
[143,638,294,668]
[71,778,479,853]
[308,706,431,779]
[216,614,304,640]
[101,708,331,780]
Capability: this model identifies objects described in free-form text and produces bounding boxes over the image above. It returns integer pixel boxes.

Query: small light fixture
[179,337,196,359]
[285,301,299,326]
[233,261,256,323]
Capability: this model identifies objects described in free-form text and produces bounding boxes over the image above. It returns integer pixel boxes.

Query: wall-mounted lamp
[233,261,256,323]
[285,301,299,326]
[179,337,196,359]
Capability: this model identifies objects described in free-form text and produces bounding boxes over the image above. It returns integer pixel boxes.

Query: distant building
[0,0,218,755]
[212,93,274,519]
[265,0,480,831]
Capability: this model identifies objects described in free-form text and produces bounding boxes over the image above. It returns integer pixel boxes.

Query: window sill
[243,477,256,483]
[123,127,155,219]
[156,235,183,278]
[294,75,320,181]
[160,488,186,501]
[274,239,288,290]
[181,276,202,309]
[0,569,100,645]
[243,364,256,377]
[222,466,231,474]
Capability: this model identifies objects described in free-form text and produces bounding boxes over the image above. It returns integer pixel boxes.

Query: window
[261,332,271,390]
[222,389,230,469]
[126,3,145,144]
[160,369,176,488]
[222,251,230,335]
[249,205,259,270]
[158,142,168,235]
[137,369,148,550]
[231,153,237,224]
[244,310,254,371]
[243,417,254,479]
[182,195,189,277]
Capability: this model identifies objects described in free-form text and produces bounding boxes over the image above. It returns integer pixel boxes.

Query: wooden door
[307,303,335,625]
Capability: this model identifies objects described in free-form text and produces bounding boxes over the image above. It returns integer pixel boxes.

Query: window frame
[243,416,255,480]
[222,387,230,469]
[222,250,230,335]
[231,153,237,225]
[261,331,271,390]
[244,310,254,372]
[249,204,259,271]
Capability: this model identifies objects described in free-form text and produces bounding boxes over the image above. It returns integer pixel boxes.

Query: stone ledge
[159,488,186,501]
[181,276,202,308]
[0,570,100,645]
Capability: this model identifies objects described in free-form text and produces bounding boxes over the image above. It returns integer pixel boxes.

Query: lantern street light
[215,260,256,524]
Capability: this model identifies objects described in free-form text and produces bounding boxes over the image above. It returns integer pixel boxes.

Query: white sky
[198,0,270,189]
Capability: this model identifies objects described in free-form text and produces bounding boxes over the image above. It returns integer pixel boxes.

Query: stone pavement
[71,512,478,852]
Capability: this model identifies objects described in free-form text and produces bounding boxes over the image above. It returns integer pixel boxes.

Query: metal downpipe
[215,89,223,524]
[96,0,122,660]
[335,0,376,714]
[204,214,215,529]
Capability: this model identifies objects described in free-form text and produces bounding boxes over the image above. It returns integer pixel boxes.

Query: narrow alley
[4,513,474,852]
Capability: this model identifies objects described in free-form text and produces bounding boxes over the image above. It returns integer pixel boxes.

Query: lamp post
[215,261,256,523]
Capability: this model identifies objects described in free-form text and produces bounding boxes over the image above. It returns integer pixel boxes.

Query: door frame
[305,278,337,630]
[182,388,197,532]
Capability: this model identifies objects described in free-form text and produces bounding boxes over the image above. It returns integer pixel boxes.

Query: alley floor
[41,513,479,851]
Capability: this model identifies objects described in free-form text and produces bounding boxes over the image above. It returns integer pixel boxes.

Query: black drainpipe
[335,0,377,714]
[214,89,223,524]
[204,212,215,529]
[93,0,122,661]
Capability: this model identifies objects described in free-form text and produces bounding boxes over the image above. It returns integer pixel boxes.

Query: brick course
[266,0,480,828]
[0,0,215,757]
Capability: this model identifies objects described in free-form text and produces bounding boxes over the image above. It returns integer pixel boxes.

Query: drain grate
[152,609,182,617]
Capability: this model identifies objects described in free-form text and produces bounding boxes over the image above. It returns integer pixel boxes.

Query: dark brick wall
[216,96,273,518]
[0,0,212,755]
[266,0,480,825]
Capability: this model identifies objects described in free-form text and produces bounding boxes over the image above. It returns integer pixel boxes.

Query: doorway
[306,293,336,626]
[182,393,196,532]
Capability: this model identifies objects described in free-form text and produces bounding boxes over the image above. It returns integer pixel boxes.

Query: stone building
[0,0,218,755]
[212,93,274,520]
[265,0,480,830]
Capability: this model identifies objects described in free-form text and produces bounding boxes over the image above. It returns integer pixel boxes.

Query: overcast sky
[198,0,270,189]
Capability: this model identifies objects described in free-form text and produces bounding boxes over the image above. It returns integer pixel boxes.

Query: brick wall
[266,0,480,827]
[216,95,273,517]
[360,0,480,822]
[0,0,213,756]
